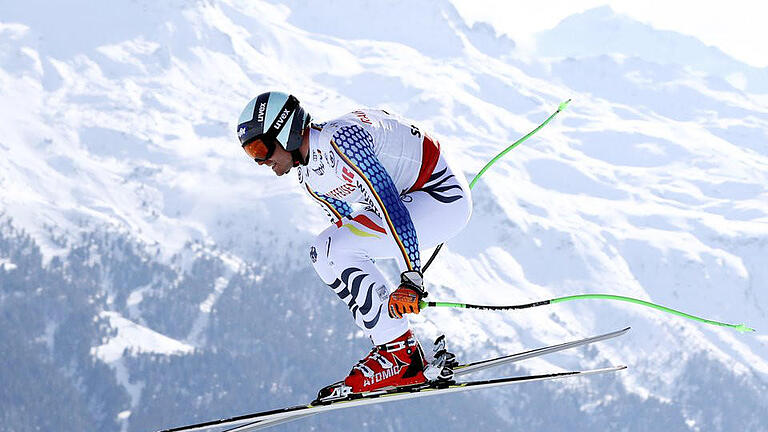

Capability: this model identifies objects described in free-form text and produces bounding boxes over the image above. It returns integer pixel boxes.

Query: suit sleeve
[304,183,353,227]
[330,124,420,271]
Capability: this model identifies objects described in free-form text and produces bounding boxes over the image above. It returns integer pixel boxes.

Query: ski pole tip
[558,99,571,111]
[734,324,756,333]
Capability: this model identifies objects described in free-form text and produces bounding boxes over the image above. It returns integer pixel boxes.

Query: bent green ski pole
[419,294,755,333]
[422,99,570,272]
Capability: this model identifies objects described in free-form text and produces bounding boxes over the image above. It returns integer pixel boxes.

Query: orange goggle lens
[243,138,275,162]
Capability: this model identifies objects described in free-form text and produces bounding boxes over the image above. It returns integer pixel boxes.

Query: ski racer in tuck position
[237,91,472,398]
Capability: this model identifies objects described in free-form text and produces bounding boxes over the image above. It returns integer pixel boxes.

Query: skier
[236,91,472,397]
[161,96,636,432]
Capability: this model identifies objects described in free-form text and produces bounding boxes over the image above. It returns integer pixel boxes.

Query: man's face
[246,139,293,176]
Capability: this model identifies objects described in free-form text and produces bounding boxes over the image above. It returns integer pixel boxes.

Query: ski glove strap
[388,271,427,319]
[399,270,427,297]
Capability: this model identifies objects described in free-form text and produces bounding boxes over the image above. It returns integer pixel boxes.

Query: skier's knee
[442,188,473,240]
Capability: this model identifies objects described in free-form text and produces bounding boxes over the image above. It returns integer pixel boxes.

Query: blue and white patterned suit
[301,109,472,344]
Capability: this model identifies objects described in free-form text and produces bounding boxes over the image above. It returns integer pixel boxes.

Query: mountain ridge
[1,1,767,430]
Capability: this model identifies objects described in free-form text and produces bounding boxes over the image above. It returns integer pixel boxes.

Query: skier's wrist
[400,270,427,298]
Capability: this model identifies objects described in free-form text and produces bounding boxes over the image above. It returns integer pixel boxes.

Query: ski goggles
[242,137,277,162]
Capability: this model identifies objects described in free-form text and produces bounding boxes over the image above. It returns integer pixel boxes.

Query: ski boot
[315,329,428,403]
[423,334,458,382]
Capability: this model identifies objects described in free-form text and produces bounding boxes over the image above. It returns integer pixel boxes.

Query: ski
[222,326,631,431]
[453,326,629,375]
[157,327,629,432]
[222,366,626,432]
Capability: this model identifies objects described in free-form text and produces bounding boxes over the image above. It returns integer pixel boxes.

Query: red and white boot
[316,330,428,402]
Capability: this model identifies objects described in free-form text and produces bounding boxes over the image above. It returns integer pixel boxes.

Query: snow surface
[91,311,194,416]
[92,311,194,364]
[1,0,767,430]
[0,257,17,271]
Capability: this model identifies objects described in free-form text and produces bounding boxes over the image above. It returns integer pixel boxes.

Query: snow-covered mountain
[1,1,767,431]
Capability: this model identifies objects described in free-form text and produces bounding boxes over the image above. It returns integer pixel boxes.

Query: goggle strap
[286,105,306,151]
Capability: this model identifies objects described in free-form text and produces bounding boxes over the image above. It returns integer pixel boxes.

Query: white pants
[309,154,472,345]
